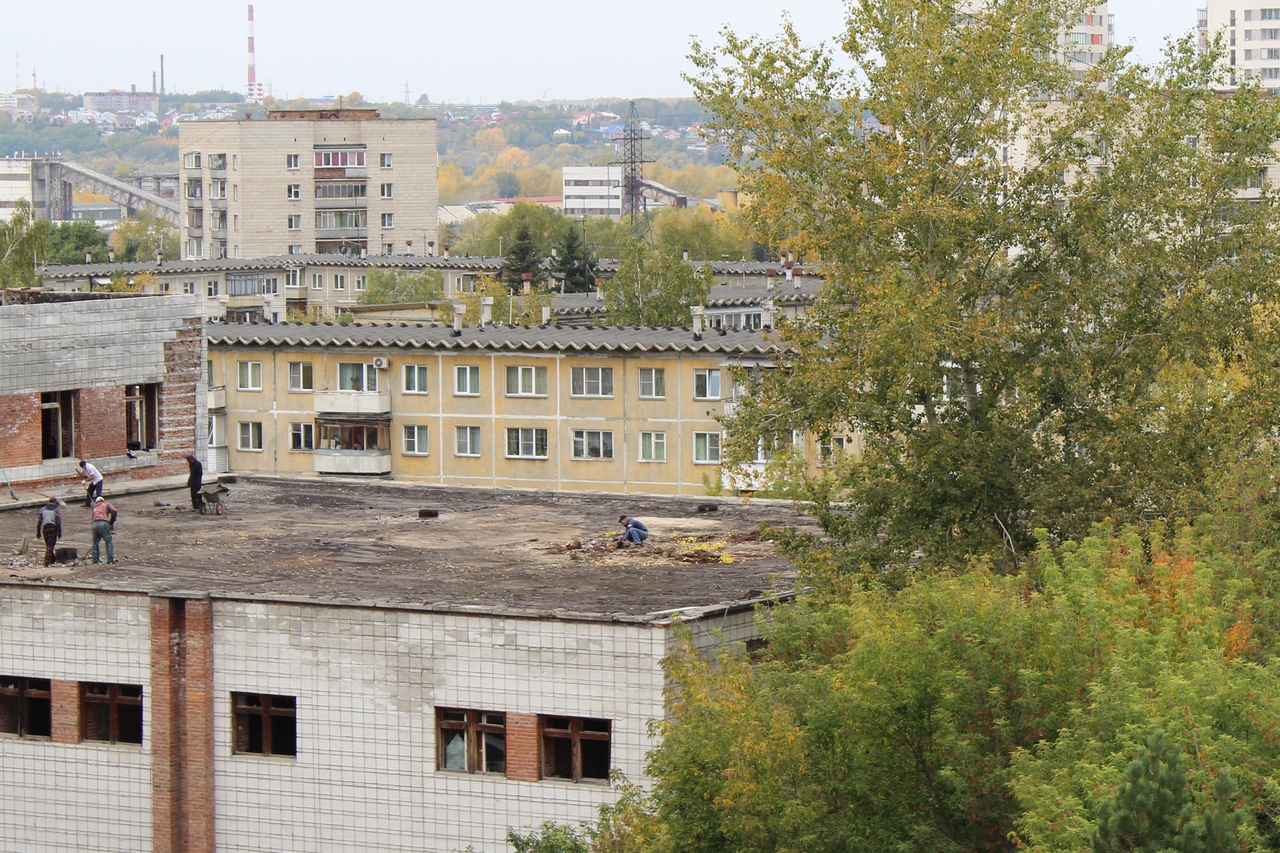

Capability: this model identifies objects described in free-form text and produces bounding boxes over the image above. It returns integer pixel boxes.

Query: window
[285,269,301,288]
[288,362,313,392]
[570,366,614,397]
[124,384,159,451]
[694,369,721,400]
[381,213,395,228]
[287,214,301,230]
[382,242,394,255]
[183,281,197,295]
[1266,8,1280,20]
[455,365,481,396]
[237,361,262,391]
[187,238,204,258]
[437,708,505,773]
[640,431,666,462]
[455,425,481,456]
[338,363,378,392]
[41,391,75,460]
[314,183,367,199]
[232,693,296,757]
[289,245,303,254]
[209,180,227,199]
[380,153,393,168]
[207,279,219,297]
[290,423,314,451]
[315,210,367,229]
[541,716,610,782]
[506,365,548,396]
[82,683,143,744]
[572,430,614,460]
[333,274,346,291]
[238,422,264,451]
[403,425,430,455]
[818,435,847,465]
[380,183,394,198]
[312,274,324,290]
[183,152,201,169]
[639,367,665,399]
[0,676,51,737]
[286,153,300,169]
[404,364,429,394]
[313,150,366,167]
[320,423,383,451]
[355,275,367,291]
[694,431,721,463]
[506,427,549,459]
[287,184,301,200]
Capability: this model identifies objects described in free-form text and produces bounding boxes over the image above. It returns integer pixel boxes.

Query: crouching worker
[617,515,649,548]
[36,497,62,566]
[91,496,119,565]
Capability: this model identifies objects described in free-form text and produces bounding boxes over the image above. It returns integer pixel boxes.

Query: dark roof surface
[1,479,806,622]
[208,320,779,355]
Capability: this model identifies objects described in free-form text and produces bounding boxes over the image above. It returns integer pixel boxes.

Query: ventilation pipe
[762,298,774,330]
[452,303,465,336]
[480,296,493,328]
[541,306,551,327]
[691,305,704,341]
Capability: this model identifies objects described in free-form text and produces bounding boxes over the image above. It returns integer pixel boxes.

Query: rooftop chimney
[541,306,551,327]
[85,249,92,264]
[691,305,704,340]
[761,298,774,329]
[452,302,465,336]
[480,296,493,328]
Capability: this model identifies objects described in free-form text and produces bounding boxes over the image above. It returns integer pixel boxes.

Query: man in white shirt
[79,459,104,507]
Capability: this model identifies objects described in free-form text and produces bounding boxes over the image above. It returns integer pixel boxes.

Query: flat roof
[1,479,806,623]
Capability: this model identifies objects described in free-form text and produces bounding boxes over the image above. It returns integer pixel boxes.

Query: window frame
[81,682,144,745]
[232,692,297,758]
[693,431,721,463]
[540,715,611,783]
[286,153,300,170]
[287,361,313,392]
[403,364,430,394]
[237,360,262,391]
[505,365,548,397]
[638,367,666,399]
[693,369,722,400]
[570,366,614,398]
[0,675,52,738]
[338,362,378,392]
[238,421,264,452]
[289,422,315,451]
[437,708,506,774]
[381,212,395,228]
[640,430,666,462]
[403,424,430,455]
[454,425,482,457]
[380,182,394,199]
[380,153,393,168]
[505,427,549,459]
[571,429,614,460]
[286,184,301,200]
[455,365,481,396]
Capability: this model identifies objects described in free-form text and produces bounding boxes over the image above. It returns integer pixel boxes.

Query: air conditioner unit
[371,356,390,370]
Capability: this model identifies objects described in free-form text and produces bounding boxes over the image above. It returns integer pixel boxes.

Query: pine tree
[500,223,545,292]
[552,226,597,293]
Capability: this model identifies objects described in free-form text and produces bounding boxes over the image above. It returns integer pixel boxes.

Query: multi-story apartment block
[203,319,806,490]
[1201,1,1280,87]
[561,166,623,218]
[1063,4,1114,77]
[83,89,161,114]
[177,109,437,261]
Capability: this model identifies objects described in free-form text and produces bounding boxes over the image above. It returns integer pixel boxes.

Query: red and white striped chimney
[246,6,263,104]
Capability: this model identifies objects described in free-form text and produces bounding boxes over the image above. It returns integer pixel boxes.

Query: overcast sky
[3,1,1203,104]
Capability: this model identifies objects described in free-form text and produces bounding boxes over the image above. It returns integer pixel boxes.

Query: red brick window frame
[437,708,506,774]
[232,693,296,757]
[82,682,144,744]
[540,715,611,783]
[0,676,52,738]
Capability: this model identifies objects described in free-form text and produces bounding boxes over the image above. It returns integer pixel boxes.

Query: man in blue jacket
[617,515,649,548]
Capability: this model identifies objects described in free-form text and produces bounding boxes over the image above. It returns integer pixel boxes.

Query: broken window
[541,716,610,782]
[437,708,505,774]
[82,682,143,744]
[233,693,296,757]
[124,384,159,451]
[40,391,75,460]
[0,676,52,738]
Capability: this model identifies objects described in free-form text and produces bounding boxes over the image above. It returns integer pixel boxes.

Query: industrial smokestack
[246,6,261,105]
[160,55,165,96]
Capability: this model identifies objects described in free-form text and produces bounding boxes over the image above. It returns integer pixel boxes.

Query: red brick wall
[50,679,81,744]
[150,595,216,853]
[76,386,126,461]
[0,394,41,467]
[157,319,204,464]
[505,712,541,782]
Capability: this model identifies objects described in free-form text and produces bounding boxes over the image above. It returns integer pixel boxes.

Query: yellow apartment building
[205,320,784,494]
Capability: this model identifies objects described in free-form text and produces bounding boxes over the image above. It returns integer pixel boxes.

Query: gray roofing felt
[208,320,781,355]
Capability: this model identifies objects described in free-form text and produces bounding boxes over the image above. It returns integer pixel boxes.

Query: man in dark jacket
[186,454,204,511]
[36,497,62,566]
[617,515,649,548]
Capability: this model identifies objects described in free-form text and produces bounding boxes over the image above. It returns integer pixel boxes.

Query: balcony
[207,385,226,410]
[313,448,392,475]
[313,390,390,415]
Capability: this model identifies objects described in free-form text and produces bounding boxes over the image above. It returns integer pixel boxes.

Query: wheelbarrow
[197,483,233,515]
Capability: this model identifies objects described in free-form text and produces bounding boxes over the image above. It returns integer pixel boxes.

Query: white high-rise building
[1201,2,1280,88]
[1062,4,1115,78]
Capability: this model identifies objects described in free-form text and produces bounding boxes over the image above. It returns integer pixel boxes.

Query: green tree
[600,234,710,326]
[46,220,110,265]
[689,1,1280,576]
[551,225,598,293]
[108,209,178,262]
[0,198,53,287]
[358,267,443,304]
[501,222,546,290]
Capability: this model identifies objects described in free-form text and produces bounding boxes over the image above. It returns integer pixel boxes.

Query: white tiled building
[1201,1,1280,86]
[561,166,623,219]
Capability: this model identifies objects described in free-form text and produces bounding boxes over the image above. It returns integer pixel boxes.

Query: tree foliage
[689,0,1280,576]
[0,198,53,287]
[357,267,443,304]
[501,222,546,290]
[551,225,598,293]
[108,209,178,262]
[599,234,711,327]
